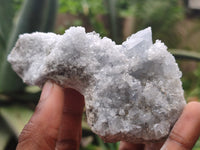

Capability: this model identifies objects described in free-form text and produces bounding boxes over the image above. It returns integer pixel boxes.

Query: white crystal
[8,26,186,143]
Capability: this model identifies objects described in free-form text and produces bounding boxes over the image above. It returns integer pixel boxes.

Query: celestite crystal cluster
[8,27,186,143]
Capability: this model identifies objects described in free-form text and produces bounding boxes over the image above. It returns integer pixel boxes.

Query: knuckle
[17,120,58,149]
[18,120,35,144]
[169,130,191,149]
[63,107,83,117]
[43,125,59,147]
[56,139,79,150]
[17,121,40,149]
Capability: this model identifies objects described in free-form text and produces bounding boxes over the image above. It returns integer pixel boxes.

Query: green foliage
[0,0,24,93]
[0,0,58,93]
[104,0,121,43]
[0,105,33,136]
[134,0,182,27]
[125,0,183,47]
[59,0,106,15]
[96,136,119,150]
[0,0,57,149]
[58,0,107,37]
[0,119,12,150]
[109,0,183,47]
[170,49,200,61]
[13,0,24,11]
[187,65,200,98]
[58,0,183,45]
[0,0,14,46]
[194,138,200,150]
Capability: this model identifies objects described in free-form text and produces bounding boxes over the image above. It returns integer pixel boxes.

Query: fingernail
[40,81,53,100]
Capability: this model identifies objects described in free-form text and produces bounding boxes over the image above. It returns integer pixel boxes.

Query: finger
[56,88,85,150]
[144,142,164,150]
[17,81,65,150]
[119,141,145,150]
[161,102,200,150]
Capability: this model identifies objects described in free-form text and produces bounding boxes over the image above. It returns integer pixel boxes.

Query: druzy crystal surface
[8,27,186,143]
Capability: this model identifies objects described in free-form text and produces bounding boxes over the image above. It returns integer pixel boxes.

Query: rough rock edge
[7,26,186,143]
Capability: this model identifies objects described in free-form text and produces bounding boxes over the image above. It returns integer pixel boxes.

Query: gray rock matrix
[8,27,186,143]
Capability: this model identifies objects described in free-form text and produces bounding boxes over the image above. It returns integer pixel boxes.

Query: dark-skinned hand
[17,81,200,150]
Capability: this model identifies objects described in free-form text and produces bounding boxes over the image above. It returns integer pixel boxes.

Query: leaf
[103,0,120,43]
[41,0,58,32]
[107,143,117,150]
[0,117,12,150]
[0,0,14,44]
[25,85,41,93]
[0,0,58,93]
[193,138,200,150]
[0,105,33,136]
[96,136,107,150]
[169,49,200,61]
[0,26,6,51]
[0,0,14,85]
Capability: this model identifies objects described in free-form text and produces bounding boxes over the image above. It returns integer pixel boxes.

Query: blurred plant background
[0,0,200,149]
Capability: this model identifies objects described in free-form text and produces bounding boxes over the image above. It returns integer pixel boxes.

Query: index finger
[56,88,85,150]
[161,102,200,150]
[17,81,65,150]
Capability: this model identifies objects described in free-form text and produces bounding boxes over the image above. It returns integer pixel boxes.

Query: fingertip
[35,81,65,117]
[185,101,200,118]
[55,88,85,150]
[52,82,65,96]
[17,81,65,149]
[40,81,54,101]
[161,102,200,150]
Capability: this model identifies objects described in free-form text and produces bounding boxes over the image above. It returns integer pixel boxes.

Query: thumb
[161,102,200,150]
[17,81,65,150]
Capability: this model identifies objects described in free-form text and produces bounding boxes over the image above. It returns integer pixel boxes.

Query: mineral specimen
[8,27,186,143]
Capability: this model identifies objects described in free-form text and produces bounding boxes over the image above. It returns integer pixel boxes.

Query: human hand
[16,81,85,150]
[119,101,200,150]
[17,80,200,150]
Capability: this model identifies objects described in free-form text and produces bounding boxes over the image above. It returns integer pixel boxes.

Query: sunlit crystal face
[8,26,186,143]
